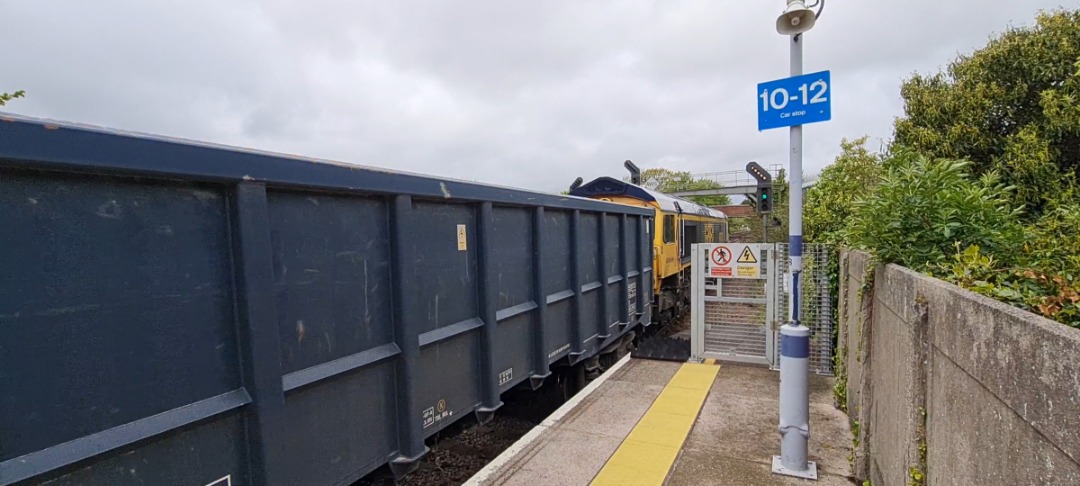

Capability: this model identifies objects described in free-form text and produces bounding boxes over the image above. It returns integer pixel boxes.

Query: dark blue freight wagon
[0,113,654,485]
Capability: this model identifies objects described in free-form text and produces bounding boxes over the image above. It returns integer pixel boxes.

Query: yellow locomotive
[569,163,728,325]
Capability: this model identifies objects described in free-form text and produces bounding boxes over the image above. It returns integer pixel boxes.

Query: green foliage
[849,419,861,467]
[844,151,1024,271]
[807,143,881,401]
[805,137,884,352]
[837,160,1080,328]
[908,467,925,486]
[833,255,850,412]
[831,146,1080,328]
[893,8,1080,216]
[909,407,927,486]
[856,263,875,360]
[1021,198,1080,277]
[0,90,25,107]
[635,167,732,206]
[819,13,1080,485]
[809,8,1080,332]
[805,137,885,245]
[939,245,1080,327]
[833,340,847,411]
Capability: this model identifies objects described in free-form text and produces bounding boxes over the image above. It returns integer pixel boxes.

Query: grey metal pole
[789,33,804,323]
[772,31,817,480]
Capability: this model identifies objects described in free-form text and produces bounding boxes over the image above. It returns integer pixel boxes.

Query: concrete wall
[839,250,1080,485]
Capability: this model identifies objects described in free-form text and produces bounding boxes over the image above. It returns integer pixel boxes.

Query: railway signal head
[745,161,773,185]
[747,161,773,214]
[757,186,773,213]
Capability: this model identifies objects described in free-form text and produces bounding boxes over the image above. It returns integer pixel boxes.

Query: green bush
[1021,199,1080,278]
[939,244,1080,328]
[844,151,1024,271]
[833,149,1080,328]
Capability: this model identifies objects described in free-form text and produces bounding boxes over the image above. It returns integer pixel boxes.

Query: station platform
[465,357,852,486]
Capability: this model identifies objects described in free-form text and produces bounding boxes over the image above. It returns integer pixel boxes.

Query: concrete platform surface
[465,357,853,486]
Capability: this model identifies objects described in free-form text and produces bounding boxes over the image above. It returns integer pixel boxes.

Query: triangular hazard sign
[737,246,758,264]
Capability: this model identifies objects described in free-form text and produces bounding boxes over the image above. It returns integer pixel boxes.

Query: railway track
[353,364,587,486]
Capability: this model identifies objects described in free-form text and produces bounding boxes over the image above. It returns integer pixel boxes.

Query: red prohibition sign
[711,246,732,266]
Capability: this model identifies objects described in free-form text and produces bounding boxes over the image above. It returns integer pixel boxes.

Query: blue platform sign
[757,70,831,131]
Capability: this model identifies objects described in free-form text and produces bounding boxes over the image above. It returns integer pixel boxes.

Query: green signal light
[761,194,768,199]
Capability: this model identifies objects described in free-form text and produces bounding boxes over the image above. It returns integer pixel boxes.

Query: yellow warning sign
[736,265,760,278]
[737,246,758,264]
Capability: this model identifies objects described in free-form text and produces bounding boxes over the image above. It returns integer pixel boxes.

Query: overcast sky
[2,1,1071,193]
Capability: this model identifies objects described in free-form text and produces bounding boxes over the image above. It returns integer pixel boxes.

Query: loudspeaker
[776,1,817,35]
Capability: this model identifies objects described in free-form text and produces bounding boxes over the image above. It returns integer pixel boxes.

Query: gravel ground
[355,415,536,486]
[393,415,535,486]
[355,382,562,486]
[417,415,536,485]
[659,311,691,337]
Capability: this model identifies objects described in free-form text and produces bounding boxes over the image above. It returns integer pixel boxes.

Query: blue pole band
[780,333,810,359]
[789,235,803,257]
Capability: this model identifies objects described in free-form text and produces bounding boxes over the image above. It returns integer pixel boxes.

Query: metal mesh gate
[703,280,768,358]
[691,243,778,367]
[690,243,834,375]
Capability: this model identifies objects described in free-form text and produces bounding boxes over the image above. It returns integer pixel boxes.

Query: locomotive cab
[568,176,728,326]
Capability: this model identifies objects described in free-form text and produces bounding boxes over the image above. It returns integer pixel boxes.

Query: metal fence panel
[773,243,835,375]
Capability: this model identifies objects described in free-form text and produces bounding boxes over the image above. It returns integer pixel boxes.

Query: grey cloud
[2,0,1072,193]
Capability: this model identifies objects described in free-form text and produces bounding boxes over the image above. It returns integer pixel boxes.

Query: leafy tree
[804,137,884,244]
[0,90,25,107]
[635,168,732,206]
[893,8,1080,215]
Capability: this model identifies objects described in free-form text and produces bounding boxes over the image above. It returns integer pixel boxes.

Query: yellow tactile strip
[590,362,720,485]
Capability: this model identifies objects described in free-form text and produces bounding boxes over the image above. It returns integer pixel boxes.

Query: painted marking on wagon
[457,224,468,251]
[205,475,231,486]
[424,400,454,429]
[548,343,571,359]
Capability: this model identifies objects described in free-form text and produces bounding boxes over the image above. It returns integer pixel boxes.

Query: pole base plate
[771,456,818,480]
